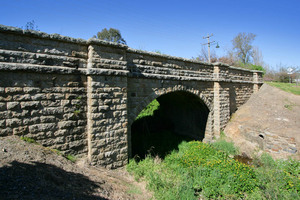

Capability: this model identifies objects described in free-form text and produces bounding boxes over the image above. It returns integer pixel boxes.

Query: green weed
[135,99,160,120]
[20,136,38,144]
[211,137,239,156]
[128,141,300,199]
[65,154,77,163]
[50,148,62,155]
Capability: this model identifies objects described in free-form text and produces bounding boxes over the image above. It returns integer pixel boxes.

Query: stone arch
[129,86,213,126]
[128,86,213,158]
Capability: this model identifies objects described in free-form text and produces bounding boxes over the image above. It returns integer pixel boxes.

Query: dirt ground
[0,136,152,200]
[224,83,300,160]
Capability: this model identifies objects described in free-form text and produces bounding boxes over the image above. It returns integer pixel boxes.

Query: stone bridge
[0,25,263,168]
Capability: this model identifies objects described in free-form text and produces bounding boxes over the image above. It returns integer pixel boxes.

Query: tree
[95,28,126,45]
[19,20,40,31]
[193,46,217,63]
[252,46,264,66]
[24,20,39,31]
[218,56,236,66]
[232,32,256,64]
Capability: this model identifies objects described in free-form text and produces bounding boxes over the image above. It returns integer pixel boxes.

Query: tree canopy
[96,28,126,45]
[21,20,39,31]
[232,32,256,64]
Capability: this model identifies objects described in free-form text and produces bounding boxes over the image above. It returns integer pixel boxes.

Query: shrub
[128,141,300,199]
[128,141,256,199]
[211,138,239,156]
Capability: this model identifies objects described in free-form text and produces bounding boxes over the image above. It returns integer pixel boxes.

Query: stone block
[77,120,86,126]
[31,94,47,100]
[13,126,28,135]
[23,117,40,125]
[58,121,77,129]
[20,101,40,109]
[0,102,6,111]
[29,123,56,133]
[23,87,41,93]
[284,147,297,154]
[40,116,56,123]
[5,87,23,94]
[7,102,20,110]
[41,107,63,115]
[54,129,68,137]
[13,94,31,101]
[60,100,70,106]
[0,127,12,136]
[11,110,30,118]
[6,118,22,127]
[99,105,109,111]
[0,119,5,127]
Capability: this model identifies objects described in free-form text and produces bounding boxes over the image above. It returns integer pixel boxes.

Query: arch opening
[130,91,210,159]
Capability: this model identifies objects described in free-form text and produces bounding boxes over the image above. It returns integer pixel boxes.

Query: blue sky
[1,0,300,70]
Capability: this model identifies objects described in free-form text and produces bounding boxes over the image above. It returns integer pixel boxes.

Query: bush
[211,137,239,156]
[128,141,300,199]
[128,141,256,199]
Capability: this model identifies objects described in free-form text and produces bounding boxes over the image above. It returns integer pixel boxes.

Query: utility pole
[202,33,219,63]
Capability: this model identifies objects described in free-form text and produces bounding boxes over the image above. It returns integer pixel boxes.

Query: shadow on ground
[0,161,108,200]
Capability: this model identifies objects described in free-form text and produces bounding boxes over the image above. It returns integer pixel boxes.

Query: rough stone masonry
[0,25,263,168]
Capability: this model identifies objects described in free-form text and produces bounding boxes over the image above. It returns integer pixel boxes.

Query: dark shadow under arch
[131,91,210,159]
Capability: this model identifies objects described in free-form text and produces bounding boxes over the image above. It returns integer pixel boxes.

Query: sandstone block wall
[0,71,87,156]
[0,25,263,168]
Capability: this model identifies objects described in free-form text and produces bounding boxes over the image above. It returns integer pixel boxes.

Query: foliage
[193,46,218,63]
[50,148,62,155]
[65,154,77,163]
[232,32,256,64]
[23,20,40,31]
[264,65,300,83]
[218,56,237,66]
[128,141,257,199]
[20,136,38,144]
[266,82,300,95]
[248,64,266,74]
[211,137,239,156]
[153,50,163,54]
[248,154,300,200]
[95,28,126,44]
[135,99,160,120]
[128,141,300,200]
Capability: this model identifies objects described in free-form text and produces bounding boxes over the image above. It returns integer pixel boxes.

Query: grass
[266,82,300,95]
[127,141,300,200]
[19,136,76,163]
[135,99,160,120]
[20,136,38,144]
[65,154,77,163]
[211,136,239,156]
[127,184,143,195]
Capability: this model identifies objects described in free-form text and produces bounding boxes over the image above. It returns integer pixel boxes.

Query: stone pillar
[86,43,129,169]
[253,72,259,92]
[213,64,221,137]
[87,45,94,163]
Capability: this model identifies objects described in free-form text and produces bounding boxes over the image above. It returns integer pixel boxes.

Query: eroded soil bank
[225,83,300,160]
[0,136,152,200]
